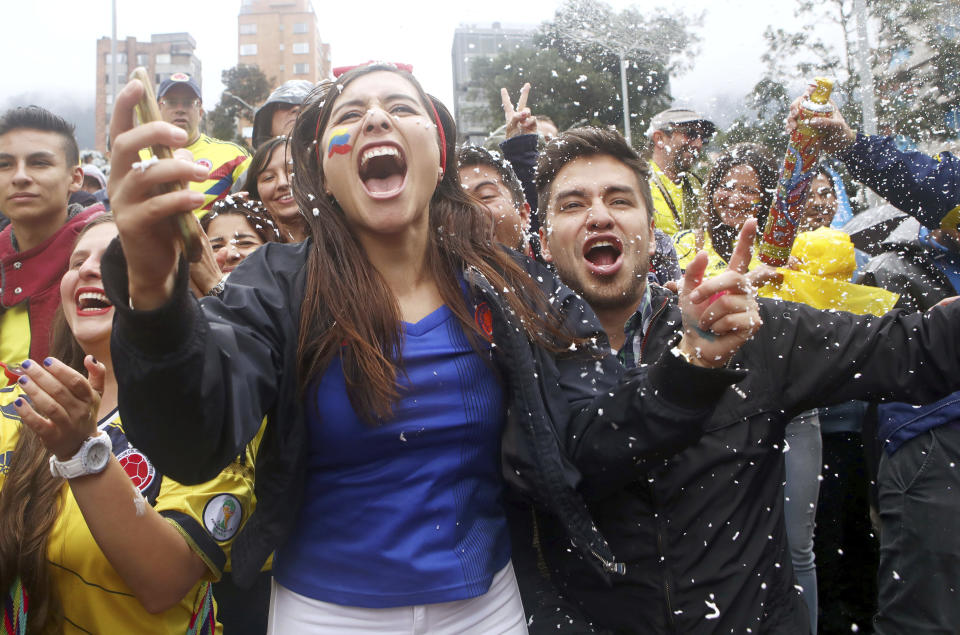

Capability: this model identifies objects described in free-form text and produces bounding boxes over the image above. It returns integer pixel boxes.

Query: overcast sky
[1,0,839,134]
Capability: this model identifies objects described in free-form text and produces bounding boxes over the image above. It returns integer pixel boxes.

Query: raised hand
[786,90,856,156]
[107,79,211,310]
[12,356,105,460]
[501,83,538,139]
[188,217,225,298]
[677,219,763,368]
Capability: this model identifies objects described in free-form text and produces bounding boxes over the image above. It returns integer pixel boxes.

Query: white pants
[267,561,529,634]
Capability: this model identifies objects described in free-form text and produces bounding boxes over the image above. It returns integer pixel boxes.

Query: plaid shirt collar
[617,284,654,369]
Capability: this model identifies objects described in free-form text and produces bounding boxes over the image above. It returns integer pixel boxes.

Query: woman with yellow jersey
[0,215,256,633]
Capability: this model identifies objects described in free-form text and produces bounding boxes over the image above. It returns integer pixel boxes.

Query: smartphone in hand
[128,66,204,262]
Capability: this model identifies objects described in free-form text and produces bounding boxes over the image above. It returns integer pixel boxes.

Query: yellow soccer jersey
[674,228,729,277]
[0,304,29,372]
[140,133,250,219]
[0,386,258,634]
[651,160,707,238]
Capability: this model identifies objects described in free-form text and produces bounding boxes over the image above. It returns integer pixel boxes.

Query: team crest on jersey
[203,494,243,542]
[474,302,494,340]
[0,450,12,475]
[196,158,213,171]
[117,447,156,492]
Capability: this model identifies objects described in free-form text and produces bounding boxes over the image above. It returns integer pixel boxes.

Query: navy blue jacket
[844,133,960,454]
[838,132,960,230]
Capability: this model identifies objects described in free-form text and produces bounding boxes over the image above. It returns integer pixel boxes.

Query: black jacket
[858,238,956,312]
[102,239,739,588]
[536,284,960,634]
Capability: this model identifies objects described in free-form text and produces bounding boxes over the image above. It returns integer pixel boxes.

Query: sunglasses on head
[667,124,712,141]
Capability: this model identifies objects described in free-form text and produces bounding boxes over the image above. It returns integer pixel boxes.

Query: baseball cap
[645,108,716,139]
[157,73,202,101]
[81,165,107,189]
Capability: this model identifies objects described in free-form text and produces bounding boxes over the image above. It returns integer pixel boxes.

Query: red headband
[315,62,447,173]
[332,61,414,78]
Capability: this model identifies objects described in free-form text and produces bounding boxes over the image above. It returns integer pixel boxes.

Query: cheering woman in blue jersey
[99,63,751,631]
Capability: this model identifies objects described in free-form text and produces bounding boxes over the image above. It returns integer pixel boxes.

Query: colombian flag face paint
[327,127,352,158]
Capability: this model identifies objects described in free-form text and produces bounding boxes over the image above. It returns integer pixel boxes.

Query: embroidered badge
[474,302,494,340]
[0,450,12,476]
[117,447,156,492]
[203,494,243,542]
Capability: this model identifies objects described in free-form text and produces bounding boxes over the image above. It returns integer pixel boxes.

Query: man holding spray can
[788,92,960,634]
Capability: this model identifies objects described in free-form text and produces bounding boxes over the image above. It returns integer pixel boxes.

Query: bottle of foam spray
[758,77,835,266]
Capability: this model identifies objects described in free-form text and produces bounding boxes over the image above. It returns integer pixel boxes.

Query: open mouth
[358,144,407,198]
[583,236,624,275]
[75,287,113,316]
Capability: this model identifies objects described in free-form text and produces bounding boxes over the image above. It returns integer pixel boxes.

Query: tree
[467,0,701,144]
[870,0,960,142]
[733,0,959,152]
[717,0,865,156]
[205,64,272,149]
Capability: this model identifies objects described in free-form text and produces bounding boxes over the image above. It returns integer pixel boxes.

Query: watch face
[83,438,112,471]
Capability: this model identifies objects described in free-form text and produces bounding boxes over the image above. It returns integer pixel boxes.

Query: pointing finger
[727,218,758,274]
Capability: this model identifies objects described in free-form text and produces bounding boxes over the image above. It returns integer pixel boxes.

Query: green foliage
[715,79,792,156]
[871,0,960,141]
[205,64,273,150]
[466,0,700,145]
[743,0,959,150]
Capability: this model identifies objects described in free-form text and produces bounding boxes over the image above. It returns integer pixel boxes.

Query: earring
[438,166,444,180]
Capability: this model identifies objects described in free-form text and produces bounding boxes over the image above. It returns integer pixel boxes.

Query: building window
[105,53,127,65]
[278,43,284,51]
[156,53,171,65]
[294,63,309,75]
[292,42,309,54]
[137,53,149,66]
[106,94,114,105]
[240,44,258,56]
[239,23,257,35]
[293,22,308,34]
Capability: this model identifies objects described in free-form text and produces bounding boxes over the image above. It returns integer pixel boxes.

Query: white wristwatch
[49,430,112,479]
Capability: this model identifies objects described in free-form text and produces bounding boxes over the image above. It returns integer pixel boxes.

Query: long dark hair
[289,63,574,421]
[243,135,286,201]
[702,143,777,262]
[243,136,306,240]
[0,214,113,632]
[200,196,284,244]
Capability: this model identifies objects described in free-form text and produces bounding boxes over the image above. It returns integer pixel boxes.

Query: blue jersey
[274,304,510,607]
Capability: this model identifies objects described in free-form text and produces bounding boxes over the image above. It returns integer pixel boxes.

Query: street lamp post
[223,91,256,114]
[618,54,631,146]
[558,28,636,146]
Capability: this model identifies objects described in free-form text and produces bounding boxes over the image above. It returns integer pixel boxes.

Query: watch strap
[48,430,111,479]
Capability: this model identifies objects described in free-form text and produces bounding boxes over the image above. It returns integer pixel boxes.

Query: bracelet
[671,345,697,365]
[206,275,228,298]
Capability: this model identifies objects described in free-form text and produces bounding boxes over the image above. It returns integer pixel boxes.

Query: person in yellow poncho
[674,143,778,277]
